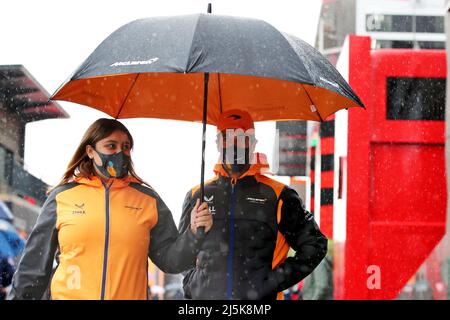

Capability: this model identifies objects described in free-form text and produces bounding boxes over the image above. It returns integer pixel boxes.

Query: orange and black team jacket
[9,176,199,300]
[180,154,328,300]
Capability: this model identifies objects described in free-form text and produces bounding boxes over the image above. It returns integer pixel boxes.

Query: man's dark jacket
[179,156,328,300]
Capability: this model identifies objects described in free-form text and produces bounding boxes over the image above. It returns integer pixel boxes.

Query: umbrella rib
[184,14,202,73]
[115,73,140,119]
[303,85,324,122]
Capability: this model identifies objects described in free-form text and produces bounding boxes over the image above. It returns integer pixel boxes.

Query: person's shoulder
[47,182,80,199]
[40,183,80,211]
[128,182,159,199]
[189,175,220,198]
[254,174,287,197]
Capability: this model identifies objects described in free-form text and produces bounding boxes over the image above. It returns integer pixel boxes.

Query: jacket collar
[73,175,138,189]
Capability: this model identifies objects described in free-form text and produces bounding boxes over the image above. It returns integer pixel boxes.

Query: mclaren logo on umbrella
[110,57,159,67]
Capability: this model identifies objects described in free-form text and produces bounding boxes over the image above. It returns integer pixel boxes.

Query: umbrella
[0,219,25,258]
[51,5,364,237]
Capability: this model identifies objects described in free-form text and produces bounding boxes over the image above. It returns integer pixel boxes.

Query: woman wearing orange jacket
[8,118,212,300]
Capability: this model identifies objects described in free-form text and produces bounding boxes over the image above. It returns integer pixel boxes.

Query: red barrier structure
[332,35,447,299]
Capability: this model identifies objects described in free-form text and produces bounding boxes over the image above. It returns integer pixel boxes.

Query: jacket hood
[213,152,272,179]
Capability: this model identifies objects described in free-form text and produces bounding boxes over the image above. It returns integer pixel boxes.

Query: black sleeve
[178,190,194,233]
[8,191,59,300]
[178,190,197,299]
[148,193,200,274]
[266,186,328,293]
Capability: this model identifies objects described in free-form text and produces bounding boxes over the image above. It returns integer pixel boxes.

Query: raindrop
[300,265,310,273]
[247,290,258,299]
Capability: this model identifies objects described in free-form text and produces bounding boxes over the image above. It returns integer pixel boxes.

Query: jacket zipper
[227,178,237,300]
[100,182,112,300]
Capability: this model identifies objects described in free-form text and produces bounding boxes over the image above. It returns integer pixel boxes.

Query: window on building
[416,16,444,33]
[0,144,14,185]
[387,77,445,121]
[366,15,412,32]
[376,40,414,49]
[366,15,444,33]
[418,41,445,49]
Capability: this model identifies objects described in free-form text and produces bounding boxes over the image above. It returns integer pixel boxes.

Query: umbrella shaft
[197,72,209,239]
[200,73,210,201]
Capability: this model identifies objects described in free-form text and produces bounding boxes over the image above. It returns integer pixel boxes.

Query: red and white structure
[329,35,447,299]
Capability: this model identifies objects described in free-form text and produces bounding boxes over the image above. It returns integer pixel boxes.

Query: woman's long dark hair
[51,118,150,192]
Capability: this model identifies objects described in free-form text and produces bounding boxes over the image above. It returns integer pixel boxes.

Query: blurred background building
[0,65,68,236]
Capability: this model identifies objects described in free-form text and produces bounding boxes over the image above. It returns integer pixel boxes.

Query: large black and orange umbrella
[51,7,364,236]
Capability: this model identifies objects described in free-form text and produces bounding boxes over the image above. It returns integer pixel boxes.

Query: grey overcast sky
[0,0,322,221]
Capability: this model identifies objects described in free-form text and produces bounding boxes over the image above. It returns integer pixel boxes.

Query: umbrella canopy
[0,219,25,258]
[52,13,364,123]
[51,11,365,237]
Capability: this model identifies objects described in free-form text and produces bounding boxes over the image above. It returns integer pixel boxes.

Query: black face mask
[221,146,251,175]
[94,150,130,179]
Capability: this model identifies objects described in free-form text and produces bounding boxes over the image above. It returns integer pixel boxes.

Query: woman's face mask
[94,150,130,179]
[88,130,132,179]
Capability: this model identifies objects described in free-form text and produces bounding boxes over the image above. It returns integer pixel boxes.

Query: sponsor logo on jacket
[246,197,268,205]
[73,203,86,215]
[203,195,216,215]
[124,205,143,211]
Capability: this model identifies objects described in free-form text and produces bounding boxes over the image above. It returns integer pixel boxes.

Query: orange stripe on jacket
[273,199,291,300]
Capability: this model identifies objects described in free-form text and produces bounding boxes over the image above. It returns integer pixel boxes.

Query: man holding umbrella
[179,109,328,300]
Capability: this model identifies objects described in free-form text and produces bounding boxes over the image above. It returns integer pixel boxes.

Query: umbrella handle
[196,226,206,239]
